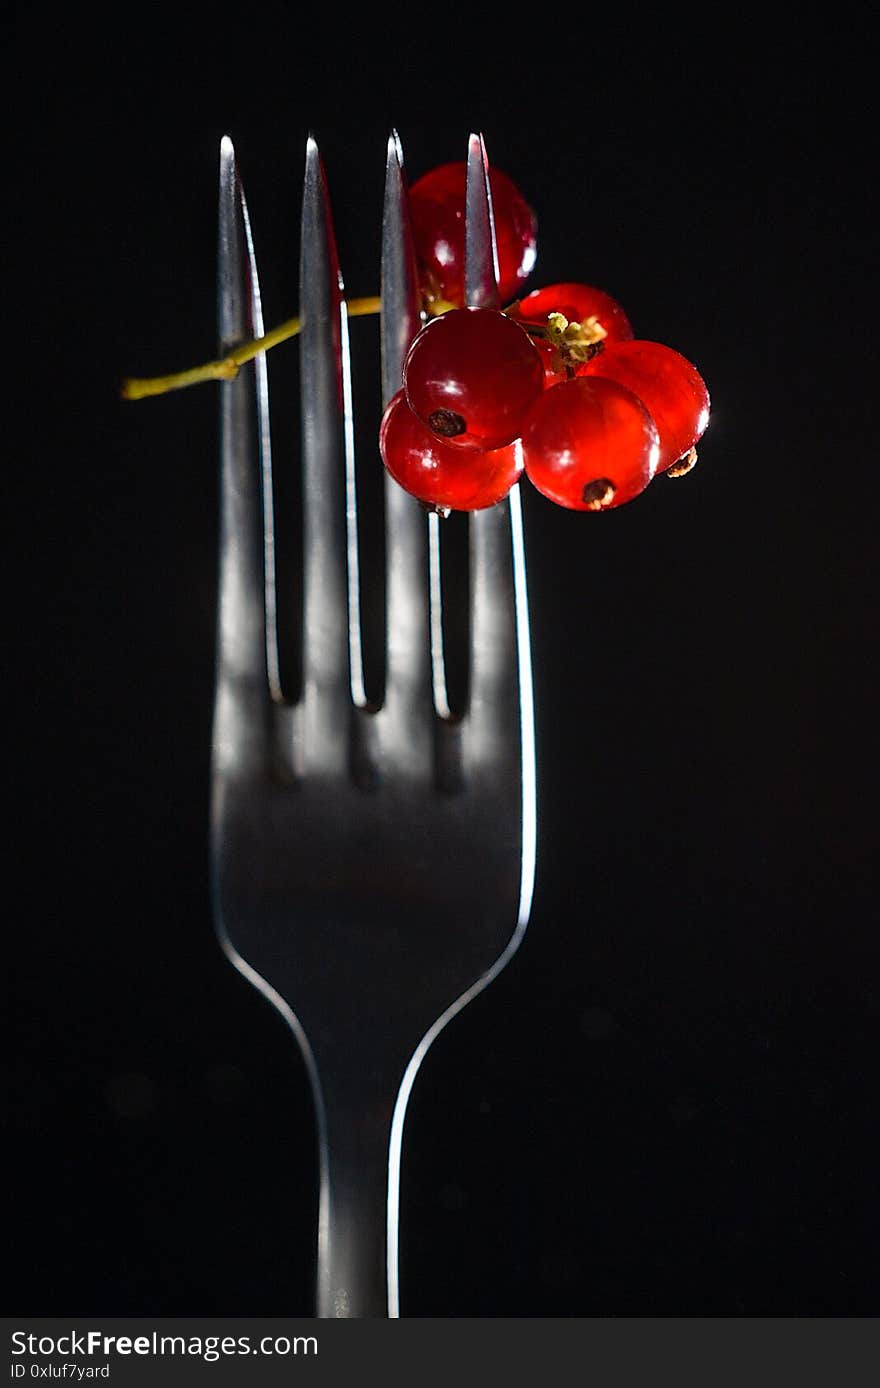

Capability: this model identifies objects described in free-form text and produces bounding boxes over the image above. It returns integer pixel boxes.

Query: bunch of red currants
[381,162,710,514]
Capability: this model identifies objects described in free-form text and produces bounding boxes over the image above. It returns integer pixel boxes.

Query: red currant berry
[403,307,544,452]
[580,340,709,473]
[380,390,523,512]
[531,337,569,388]
[512,281,634,344]
[521,377,659,511]
[408,162,537,308]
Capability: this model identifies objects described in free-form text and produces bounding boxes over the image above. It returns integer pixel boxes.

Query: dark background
[7,9,876,1315]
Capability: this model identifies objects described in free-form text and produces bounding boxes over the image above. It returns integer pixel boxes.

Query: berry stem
[119,294,383,400]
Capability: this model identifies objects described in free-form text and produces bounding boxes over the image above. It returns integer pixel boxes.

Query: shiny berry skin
[527,336,571,389]
[408,162,537,307]
[521,377,659,511]
[512,281,634,343]
[380,390,523,512]
[581,339,709,473]
[403,307,544,451]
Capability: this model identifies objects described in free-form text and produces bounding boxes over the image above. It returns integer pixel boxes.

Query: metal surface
[210,130,536,1318]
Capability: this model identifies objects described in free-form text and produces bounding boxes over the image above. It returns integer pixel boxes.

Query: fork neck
[314,1065,400,1318]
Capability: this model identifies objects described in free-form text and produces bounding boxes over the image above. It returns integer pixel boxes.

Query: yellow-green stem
[120,295,383,400]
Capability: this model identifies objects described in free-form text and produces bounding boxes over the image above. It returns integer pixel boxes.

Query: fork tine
[214,136,275,767]
[300,135,357,768]
[380,131,433,755]
[464,131,501,311]
[380,132,423,406]
[464,134,532,763]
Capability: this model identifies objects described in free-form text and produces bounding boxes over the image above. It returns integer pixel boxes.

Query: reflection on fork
[210,128,536,1317]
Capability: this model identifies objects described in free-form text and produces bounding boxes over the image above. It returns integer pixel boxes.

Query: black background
[7,8,876,1316]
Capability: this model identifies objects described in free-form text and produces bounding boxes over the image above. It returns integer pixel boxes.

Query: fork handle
[315,1075,398,1317]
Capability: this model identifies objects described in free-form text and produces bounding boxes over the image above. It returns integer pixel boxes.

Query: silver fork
[211,129,536,1318]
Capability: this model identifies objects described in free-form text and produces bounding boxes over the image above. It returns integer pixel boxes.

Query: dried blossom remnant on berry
[666,446,698,479]
[546,311,608,363]
[427,408,467,438]
[581,478,616,510]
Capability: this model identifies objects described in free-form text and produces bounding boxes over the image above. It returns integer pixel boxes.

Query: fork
[210,128,537,1318]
